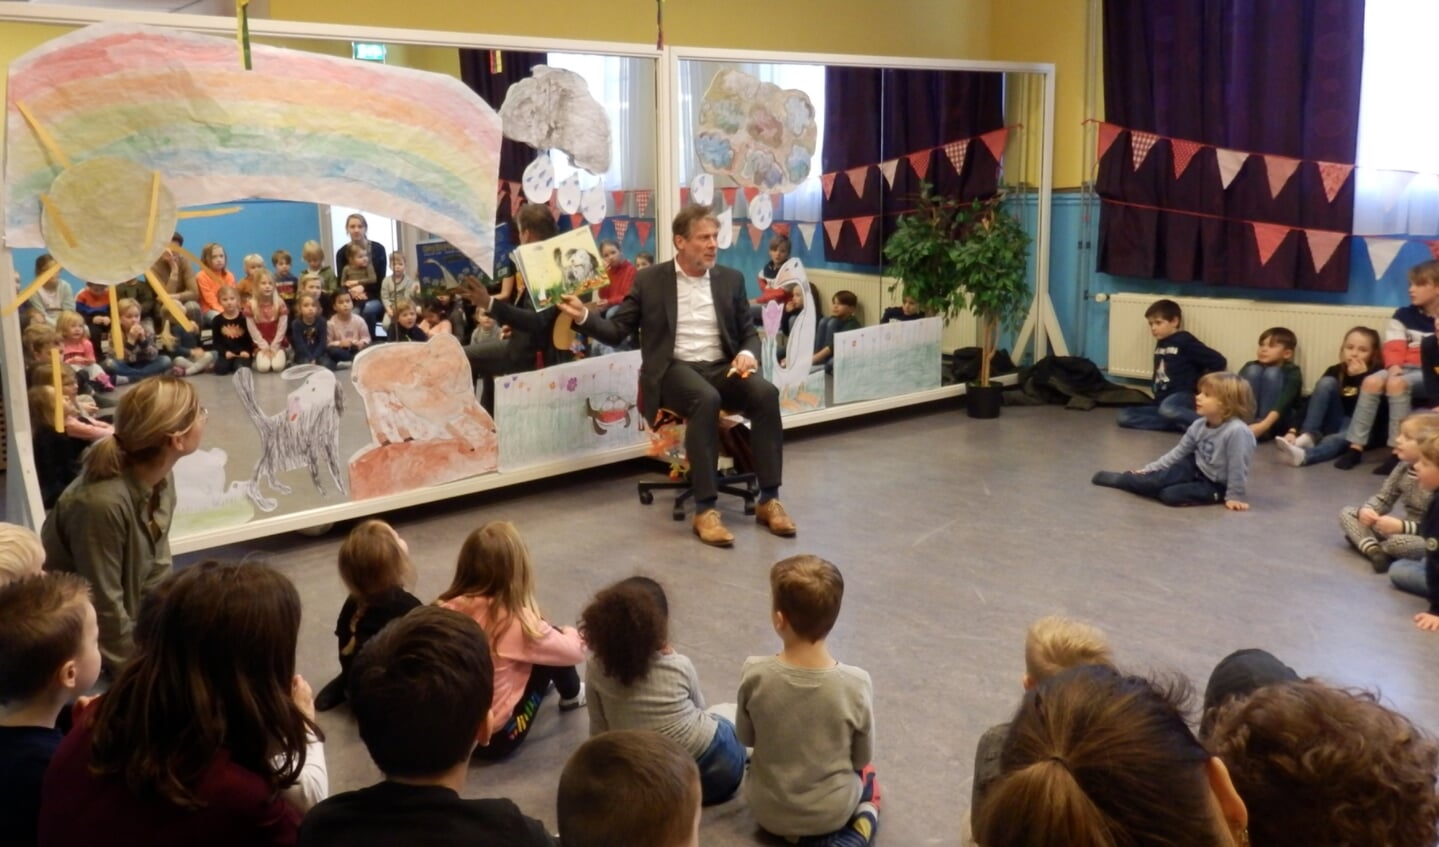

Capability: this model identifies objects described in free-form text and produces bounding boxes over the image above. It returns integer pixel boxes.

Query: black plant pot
[966,383,1003,419]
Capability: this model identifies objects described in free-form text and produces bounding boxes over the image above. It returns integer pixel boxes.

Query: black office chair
[637,408,758,521]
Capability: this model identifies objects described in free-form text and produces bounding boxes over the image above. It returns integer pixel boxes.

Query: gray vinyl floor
[177,398,1439,845]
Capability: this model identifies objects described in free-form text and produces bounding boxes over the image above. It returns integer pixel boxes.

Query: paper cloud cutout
[690,173,714,206]
[557,174,582,214]
[716,208,733,249]
[581,183,607,225]
[696,68,816,192]
[748,193,773,231]
[499,66,612,174]
[522,154,555,204]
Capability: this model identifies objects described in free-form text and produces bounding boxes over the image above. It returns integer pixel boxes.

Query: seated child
[196,242,235,325]
[419,296,453,338]
[389,298,427,343]
[1337,260,1439,472]
[1339,411,1439,573]
[246,273,289,374]
[558,730,701,847]
[102,297,172,385]
[314,521,421,712]
[379,251,419,327]
[435,288,467,341]
[1388,431,1439,625]
[290,294,334,371]
[73,281,112,353]
[342,242,383,332]
[297,272,332,318]
[814,290,861,371]
[1238,326,1302,441]
[594,239,636,312]
[301,240,339,296]
[0,523,45,586]
[1116,299,1227,432]
[969,616,1114,819]
[325,292,370,367]
[297,607,556,846]
[211,285,256,376]
[56,310,112,391]
[113,277,157,328]
[634,251,654,270]
[273,249,297,306]
[881,296,923,323]
[239,252,267,304]
[159,319,216,377]
[50,364,112,442]
[27,386,87,508]
[753,234,791,307]
[0,572,101,847]
[437,521,585,760]
[28,254,74,326]
[738,555,880,846]
[579,576,744,805]
[1093,372,1256,510]
[1276,326,1384,467]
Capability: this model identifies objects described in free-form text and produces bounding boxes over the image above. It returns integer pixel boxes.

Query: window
[544,53,656,193]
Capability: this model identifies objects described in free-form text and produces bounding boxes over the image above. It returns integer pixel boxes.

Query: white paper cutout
[580,183,607,225]
[1366,237,1406,279]
[499,66,612,174]
[716,208,733,248]
[696,68,817,192]
[749,193,774,230]
[523,155,556,204]
[690,173,714,206]
[557,174,582,214]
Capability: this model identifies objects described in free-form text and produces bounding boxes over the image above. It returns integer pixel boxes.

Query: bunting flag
[1429,241,1439,261]
[635,190,651,216]
[1264,155,1301,199]
[906,149,931,180]
[821,172,838,200]
[1096,121,1122,161]
[611,191,627,214]
[1130,131,1158,171]
[1367,237,1406,278]
[942,140,970,176]
[772,222,791,237]
[1252,221,1291,266]
[853,216,877,248]
[1216,149,1247,189]
[823,219,845,250]
[879,159,900,188]
[748,223,764,250]
[846,166,869,200]
[1304,230,1346,274]
[770,193,784,213]
[591,222,603,237]
[613,219,630,242]
[635,221,652,246]
[721,187,738,206]
[1171,139,1204,180]
[569,213,584,229]
[979,127,1009,162]
[679,187,689,206]
[797,222,818,250]
[1316,161,1354,204]
[742,186,760,203]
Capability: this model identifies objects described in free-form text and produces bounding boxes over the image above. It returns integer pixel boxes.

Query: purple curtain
[822,68,1005,265]
[460,50,546,232]
[1097,0,1365,291]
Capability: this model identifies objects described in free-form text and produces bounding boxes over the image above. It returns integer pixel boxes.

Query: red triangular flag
[879,159,900,188]
[770,192,783,212]
[906,150,931,179]
[1304,230,1346,274]
[721,187,738,207]
[1264,155,1301,199]
[570,213,584,229]
[853,216,877,248]
[1316,161,1355,203]
[1216,149,1247,189]
[635,221,653,246]
[635,190,652,216]
[748,224,764,250]
[823,219,845,249]
[772,222,791,237]
[1428,241,1439,261]
[979,127,1009,162]
[846,166,869,200]
[1131,131,1158,171]
[1171,139,1204,179]
[679,187,690,206]
[614,219,630,242]
[821,172,838,199]
[591,222,603,237]
[942,140,970,175]
[1252,222,1290,266]
[742,186,760,203]
[1096,121,1121,161]
[611,191,627,213]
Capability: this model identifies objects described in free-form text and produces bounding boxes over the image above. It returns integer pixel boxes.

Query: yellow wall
[989,0,1090,188]
[0,22,80,168]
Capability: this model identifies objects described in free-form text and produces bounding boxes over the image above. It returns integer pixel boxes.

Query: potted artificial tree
[883,183,1032,419]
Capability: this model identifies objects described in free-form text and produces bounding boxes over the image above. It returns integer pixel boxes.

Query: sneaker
[1366,547,1393,574]
[559,682,587,712]
[1334,449,1362,470]
[1274,438,1306,467]
[113,375,131,386]
[1373,454,1401,476]
[1294,432,1315,449]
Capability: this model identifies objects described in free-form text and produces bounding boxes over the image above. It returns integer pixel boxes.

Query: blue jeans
[1303,431,1351,465]
[1116,392,1198,432]
[1239,363,1288,428]
[106,355,173,381]
[1301,376,1345,437]
[695,715,746,805]
[1092,454,1225,506]
[1390,558,1429,599]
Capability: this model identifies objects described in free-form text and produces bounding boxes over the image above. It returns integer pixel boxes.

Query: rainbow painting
[5,23,502,273]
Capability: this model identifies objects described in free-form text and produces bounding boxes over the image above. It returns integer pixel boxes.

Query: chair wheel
[639,490,654,505]
[671,508,686,521]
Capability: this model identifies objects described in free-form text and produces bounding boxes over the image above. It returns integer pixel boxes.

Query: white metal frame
[0,3,1055,553]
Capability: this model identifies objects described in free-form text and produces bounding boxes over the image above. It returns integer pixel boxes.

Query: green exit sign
[352,42,387,62]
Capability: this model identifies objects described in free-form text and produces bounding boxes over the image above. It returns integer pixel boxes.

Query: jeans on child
[1347,366,1422,447]
[1092,454,1225,506]
[1389,559,1429,599]
[1116,392,1198,432]
[695,715,746,805]
[1239,363,1287,423]
[1296,376,1352,464]
[107,355,173,381]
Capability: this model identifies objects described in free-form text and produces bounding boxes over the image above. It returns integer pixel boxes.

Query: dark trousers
[659,360,783,502]
[1092,454,1225,507]
[474,663,580,760]
[213,354,253,376]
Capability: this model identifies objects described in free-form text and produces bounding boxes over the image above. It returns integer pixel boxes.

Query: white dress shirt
[673,268,725,363]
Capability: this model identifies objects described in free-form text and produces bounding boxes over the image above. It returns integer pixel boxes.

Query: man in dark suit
[550,206,794,546]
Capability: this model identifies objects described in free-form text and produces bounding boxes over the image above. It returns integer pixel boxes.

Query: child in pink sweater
[56,310,113,390]
[437,521,585,759]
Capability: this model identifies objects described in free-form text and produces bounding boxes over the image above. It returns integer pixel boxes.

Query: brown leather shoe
[755,499,797,536]
[693,509,734,547]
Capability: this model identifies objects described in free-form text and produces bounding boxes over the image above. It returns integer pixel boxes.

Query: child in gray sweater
[1338,411,1439,572]
[738,556,879,846]
[1093,372,1257,510]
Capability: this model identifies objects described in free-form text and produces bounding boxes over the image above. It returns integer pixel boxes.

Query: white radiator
[1107,293,1394,388]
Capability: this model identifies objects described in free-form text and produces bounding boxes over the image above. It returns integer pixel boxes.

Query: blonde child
[379,250,419,324]
[102,298,171,384]
[211,285,255,376]
[738,555,879,846]
[418,297,452,338]
[1093,372,1257,510]
[1276,327,1384,467]
[436,521,585,759]
[0,522,45,586]
[1390,433,1439,632]
[239,252,267,304]
[272,248,297,304]
[325,291,370,367]
[1338,411,1439,573]
[21,323,59,370]
[196,242,233,322]
[55,311,113,391]
[48,363,113,442]
[389,298,426,342]
[579,576,744,806]
[29,253,74,325]
[246,272,289,373]
[313,520,421,712]
[301,240,338,294]
[297,271,331,318]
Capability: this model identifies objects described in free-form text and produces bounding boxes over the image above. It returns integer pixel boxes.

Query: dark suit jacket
[484,288,564,371]
[582,261,759,422]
